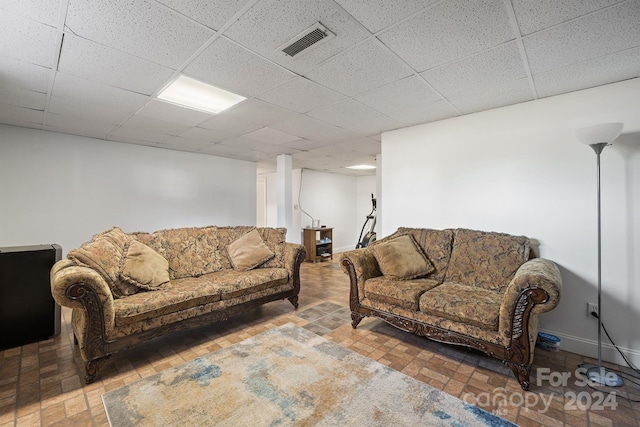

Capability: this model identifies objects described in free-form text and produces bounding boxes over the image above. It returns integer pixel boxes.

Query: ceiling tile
[0,104,44,125]
[109,126,170,143]
[221,136,301,154]
[282,139,334,151]
[338,137,381,155]
[342,113,403,135]
[179,127,224,143]
[155,0,249,31]
[223,0,370,74]
[45,113,118,137]
[48,95,131,124]
[334,0,439,33]
[271,115,357,142]
[52,72,149,112]
[136,99,213,126]
[197,115,263,139]
[524,1,640,75]
[65,0,214,68]
[257,77,348,113]
[57,34,175,95]
[1,0,60,26]
[512,0,621,35]
[310,144,361,158]
[244,127,301,144]
[0,87,46,110]
[292,150,332,161]
[355,75,441,115]
[534,46,640,98]
[120,115,191,136]
[221,99,301,127]
[447,78,534,114]
[378,0,515,71]
[0,57,50,93]
[0,10,58,68]
[421,42,527,97]
[184,37,295,97]
[198,143,264,161]
[305,38,413,97]
[386,99,460,126]
[307,98,401,134]
[158,136,216,152]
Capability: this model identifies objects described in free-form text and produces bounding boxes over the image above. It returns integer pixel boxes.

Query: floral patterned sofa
[51,225,305,383]
[340,227,562,390]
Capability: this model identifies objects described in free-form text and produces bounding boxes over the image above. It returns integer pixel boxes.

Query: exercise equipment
[356,194,377,249]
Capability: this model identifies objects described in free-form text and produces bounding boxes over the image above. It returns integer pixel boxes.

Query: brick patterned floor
[1,258,639,426]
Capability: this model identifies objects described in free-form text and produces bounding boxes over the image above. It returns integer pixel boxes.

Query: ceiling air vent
[279,22,335,58]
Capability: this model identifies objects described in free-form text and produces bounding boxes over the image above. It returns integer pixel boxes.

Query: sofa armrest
[500,258,562,317]
[340,249,381,305]
[284,243,306,271]
[283,242,306,291]
[498,258,562,362]
[50,259,116,337]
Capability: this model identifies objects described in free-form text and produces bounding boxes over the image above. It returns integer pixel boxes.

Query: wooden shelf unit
[303,227,333,262]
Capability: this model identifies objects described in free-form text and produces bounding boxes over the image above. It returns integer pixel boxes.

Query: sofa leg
[507,363,532,391]
[287,295,299,309]
[84,355,110,385]
[351,312,364,329]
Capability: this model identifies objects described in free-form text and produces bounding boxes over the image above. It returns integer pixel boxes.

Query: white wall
[0,125,257,255]
[382,78,640,365]
[261,168,364,252]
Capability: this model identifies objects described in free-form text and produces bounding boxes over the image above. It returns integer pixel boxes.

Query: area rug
[102,323,515,426]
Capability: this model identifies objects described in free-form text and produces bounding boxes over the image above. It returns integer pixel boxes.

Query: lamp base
[580,363,624,387]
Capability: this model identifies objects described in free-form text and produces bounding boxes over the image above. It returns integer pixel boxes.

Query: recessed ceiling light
[157,75,246,115]
[346,164,376,170]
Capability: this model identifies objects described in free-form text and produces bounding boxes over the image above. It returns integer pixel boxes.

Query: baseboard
[539,329,640,369]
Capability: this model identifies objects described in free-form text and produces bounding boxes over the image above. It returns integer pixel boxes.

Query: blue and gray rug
[103,323,515,426]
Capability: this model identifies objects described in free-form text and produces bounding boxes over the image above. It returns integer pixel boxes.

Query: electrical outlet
[587,303,598,317]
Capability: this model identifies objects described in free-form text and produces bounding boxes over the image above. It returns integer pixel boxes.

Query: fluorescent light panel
[346,164,376,170]
[157,75,246,114]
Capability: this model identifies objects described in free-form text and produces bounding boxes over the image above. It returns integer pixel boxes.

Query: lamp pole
[591,142,607,379]
[582,142,623,387]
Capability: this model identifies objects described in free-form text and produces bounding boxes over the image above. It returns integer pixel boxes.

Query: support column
[376,153,382,235]
[277,154,293,240]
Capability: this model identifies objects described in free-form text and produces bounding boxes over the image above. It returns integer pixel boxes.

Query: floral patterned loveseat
[51,225,305,383]
[341,227,562,390]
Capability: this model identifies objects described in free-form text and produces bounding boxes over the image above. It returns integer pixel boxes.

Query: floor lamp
[576,122,624,387]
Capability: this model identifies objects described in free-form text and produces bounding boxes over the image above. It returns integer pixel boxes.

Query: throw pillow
[370,234,434,280]
[226,229,275,271]
[119,240,170,291]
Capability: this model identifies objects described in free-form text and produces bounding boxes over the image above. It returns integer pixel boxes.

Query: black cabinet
[0,244,62,350]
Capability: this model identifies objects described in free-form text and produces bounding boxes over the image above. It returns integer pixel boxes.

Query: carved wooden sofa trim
[340,227,562,391]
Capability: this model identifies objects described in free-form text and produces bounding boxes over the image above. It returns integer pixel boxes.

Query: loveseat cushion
[444,229,530,293]
[370,234,434,280]
[365,277,441,310]
[226,229,275,271]
[419,282,502,330]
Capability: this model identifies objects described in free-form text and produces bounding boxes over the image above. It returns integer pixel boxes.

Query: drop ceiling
[1,0,639,176]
